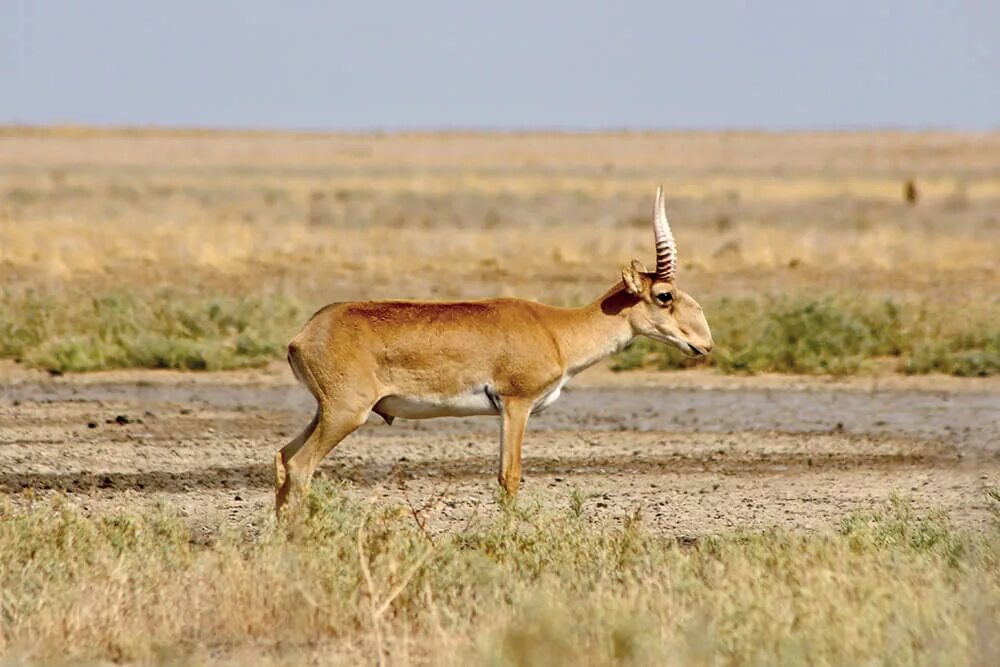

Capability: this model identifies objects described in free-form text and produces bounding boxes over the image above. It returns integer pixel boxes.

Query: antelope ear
[621,261,647,295]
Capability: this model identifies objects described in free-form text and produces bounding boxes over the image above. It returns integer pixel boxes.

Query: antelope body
[275,188,713,512]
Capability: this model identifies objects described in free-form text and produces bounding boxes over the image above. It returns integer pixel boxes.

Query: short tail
[287,342,307,386]
[287,340,327,406]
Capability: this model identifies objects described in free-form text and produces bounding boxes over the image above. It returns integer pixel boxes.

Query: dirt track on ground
[2,364,998,538]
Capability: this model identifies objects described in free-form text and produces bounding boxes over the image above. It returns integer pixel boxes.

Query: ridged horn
[653,186,677,281]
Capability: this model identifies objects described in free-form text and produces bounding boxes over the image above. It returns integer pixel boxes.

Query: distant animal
[275,187,713,512]
[904,179,919,206]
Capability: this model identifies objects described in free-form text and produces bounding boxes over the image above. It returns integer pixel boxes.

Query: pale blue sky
[2,1,998,130]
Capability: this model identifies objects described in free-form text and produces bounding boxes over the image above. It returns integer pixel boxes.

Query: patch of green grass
[0,289,304,372]
[615,295,1000,376]
[2,289,998,375]
[0,487,997,665]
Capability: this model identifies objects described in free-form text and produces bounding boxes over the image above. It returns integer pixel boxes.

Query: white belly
[375,389,499,420]
[532,375,569,414]
[374,376,570,421]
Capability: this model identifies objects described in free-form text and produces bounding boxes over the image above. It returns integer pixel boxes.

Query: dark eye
[655,292,673,305]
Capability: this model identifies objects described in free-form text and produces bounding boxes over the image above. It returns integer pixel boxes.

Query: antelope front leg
[498,397,532,496]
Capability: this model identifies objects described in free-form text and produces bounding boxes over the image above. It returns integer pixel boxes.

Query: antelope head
[620,187,713,357]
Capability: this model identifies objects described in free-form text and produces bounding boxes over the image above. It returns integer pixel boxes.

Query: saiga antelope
[275,187,713,512]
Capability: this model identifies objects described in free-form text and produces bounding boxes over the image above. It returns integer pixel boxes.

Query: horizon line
[2,122,998,137]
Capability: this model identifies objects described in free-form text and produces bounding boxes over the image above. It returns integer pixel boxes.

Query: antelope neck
[550,285,637,376]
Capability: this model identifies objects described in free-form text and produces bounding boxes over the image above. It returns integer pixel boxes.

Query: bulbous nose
[687,339,713,357]
[691,337,713,356]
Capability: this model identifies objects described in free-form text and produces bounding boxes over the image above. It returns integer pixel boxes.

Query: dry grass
[1,128,998,373]
[1,486,998,666]
[2,217,996,291]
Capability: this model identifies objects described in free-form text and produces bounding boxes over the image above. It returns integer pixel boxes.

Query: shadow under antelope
[275,187,713,513]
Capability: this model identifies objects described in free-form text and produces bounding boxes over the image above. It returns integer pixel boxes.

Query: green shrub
[0,289,304,372]
[615,295,1000,376]
[2,289,998,375]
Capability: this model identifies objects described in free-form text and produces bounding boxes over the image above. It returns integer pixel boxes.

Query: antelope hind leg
[275,405,369,515]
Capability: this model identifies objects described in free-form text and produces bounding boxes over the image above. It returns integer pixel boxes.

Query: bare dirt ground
[2,362,997,539]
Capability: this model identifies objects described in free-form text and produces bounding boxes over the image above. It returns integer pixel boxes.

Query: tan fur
[274,194,713,514]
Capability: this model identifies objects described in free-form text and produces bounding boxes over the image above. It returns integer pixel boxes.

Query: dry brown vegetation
[1,128,998,374]
[2,485,998,666]
[2,129,998,299]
